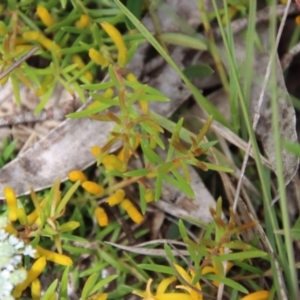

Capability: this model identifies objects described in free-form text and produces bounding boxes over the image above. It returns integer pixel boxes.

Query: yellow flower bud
[4,187,18,221]
[36,246,73,266]
[126,72,138,82]
[106,189,125,206]
[0,75,9,85]
[36,5,54,27]
[241,291,270,300]
[59,221,80,232]
[72,54,85,69]
[35,74,53,97]
[14,257,47,298]
[71,55,93,82]
[102,154,123,171]
[89,48,109,67]
[103,88,114,98]
[139,100,148,114]
[68,170,87,183]
[82,181,104,195]
[120,199,143,224]
[4,223,18,235]
[296,16,300,25]
[145,188,154,203]
[117,137,140,162]
[84,71,94,82]
[23,31,61,57]
[15,45,35,54]
[17,207,28,225]
[14,36,27,45]
[145,172,157,179]
[75,14,90,29]
[91,146,102,158]
[0,21,7,35]
[31,279,41,300]
[87,293,108,300]
[101,22,128,67]
[94,207,108,227]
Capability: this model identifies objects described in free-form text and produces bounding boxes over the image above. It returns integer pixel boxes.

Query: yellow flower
[14,256,47,298]
[91,146,102,158]
[68,170,87,183]
[23,31,61,57]
[36,5,54,27]
[4,222,18,235]
[71,55,93,82]
[174,264,202,300]
[87,293,108,300]
[126,72,148,112]
[133,277,196,300]
[0,21,7,35]
[89,48,110,67]
[101,22,128,68]
[145,188,154,203]
[241,291,270,300]
[75,14,90,28]
[17,207,28,225]
[4,186,18,221]
[35,74,54,96]
[82,181,104,195]
[31,279,41,300]
[295,16,300,25]
[106,189,125,206]
[126,72,138,82]
[202,259,233,287]
[120,199,144,224]
[117,137,140,162]
[102,154,123,171]
[94,207,109,227]
[35,245,73,266]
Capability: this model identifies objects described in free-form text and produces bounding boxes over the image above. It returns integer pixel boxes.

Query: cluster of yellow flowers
[0,5,129,93]
[133,263,269,300]
[68,145,146,227]
[3,187,74,299]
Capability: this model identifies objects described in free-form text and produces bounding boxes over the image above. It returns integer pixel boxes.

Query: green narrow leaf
[204,273,248,293]
[201,162,233,172]
[34,83,55,114]
[108,64,121,89]
[10,74,21,106]
[139,183,147,214]
[2,139,17,161]
[164,243,176,265]
[81,81,115,91]
[80,263,108,278]
[59,267,70,299]
[124,169,151,177]
[67,102,110,118]
[41,279,58,300]
[125,0,143,30]
[159,32,207,50]
[154,173,163,201]
[183,63,214,78]
[55,181,81,215]
[138,264,174,275]
[81,273,99,300]
[166,171,195,198]
[283,141,300,157]
[217,251,269,261]
[90,274,119,295]
[141,140,163,164]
